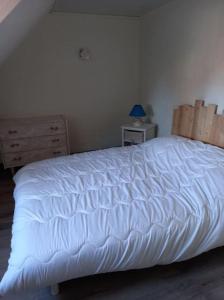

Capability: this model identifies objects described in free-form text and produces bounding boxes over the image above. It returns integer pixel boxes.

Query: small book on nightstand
[121,123,156,146]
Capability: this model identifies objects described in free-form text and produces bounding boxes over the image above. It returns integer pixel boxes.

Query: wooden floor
[1,166,224,300]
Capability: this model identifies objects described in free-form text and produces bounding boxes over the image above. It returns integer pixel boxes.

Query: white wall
[141,0,224,136]
[0,13,140,152]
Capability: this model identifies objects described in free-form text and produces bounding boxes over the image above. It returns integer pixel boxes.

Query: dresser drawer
[0,115,70,170]
[124,130,144,144]
[0,119,66,140]
[2,147,67,168]
[1,135,67,153]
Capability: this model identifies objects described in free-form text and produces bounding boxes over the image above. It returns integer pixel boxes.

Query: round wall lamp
[79,48,91,61]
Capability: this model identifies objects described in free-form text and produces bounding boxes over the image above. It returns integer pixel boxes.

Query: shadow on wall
[142,0,224,137]
[144,104,154,124]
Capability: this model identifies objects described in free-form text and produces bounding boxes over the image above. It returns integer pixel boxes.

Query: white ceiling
[53,0,174,17]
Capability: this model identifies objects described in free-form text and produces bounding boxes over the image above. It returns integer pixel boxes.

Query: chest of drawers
[0,115,70,169]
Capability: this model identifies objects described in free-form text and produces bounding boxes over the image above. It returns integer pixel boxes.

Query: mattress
[1,136,224,295]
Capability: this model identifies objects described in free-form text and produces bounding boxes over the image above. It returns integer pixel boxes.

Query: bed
[1,100,224,295]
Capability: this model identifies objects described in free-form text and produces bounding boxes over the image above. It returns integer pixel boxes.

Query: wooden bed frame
[172,100,224,148]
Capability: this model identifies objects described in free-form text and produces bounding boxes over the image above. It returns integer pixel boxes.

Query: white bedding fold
[1,136,224,295]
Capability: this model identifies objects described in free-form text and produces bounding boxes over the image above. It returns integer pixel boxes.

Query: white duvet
[1,136,224,295]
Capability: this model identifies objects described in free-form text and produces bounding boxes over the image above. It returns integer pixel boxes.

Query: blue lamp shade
[129,105,146,117]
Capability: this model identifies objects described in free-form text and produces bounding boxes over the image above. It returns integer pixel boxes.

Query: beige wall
[0,13,140,152]
[141,0,224,136]
[3,0,223,148]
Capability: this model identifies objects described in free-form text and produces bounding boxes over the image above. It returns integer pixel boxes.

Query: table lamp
[129,104,146,127]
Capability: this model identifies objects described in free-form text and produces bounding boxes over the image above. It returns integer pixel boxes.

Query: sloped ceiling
[53,0,174,17]
[0,0,174,65]
[0,0,54,65]
[0,0,21,23]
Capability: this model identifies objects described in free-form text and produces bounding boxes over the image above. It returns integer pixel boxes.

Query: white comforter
[1,136,224,294]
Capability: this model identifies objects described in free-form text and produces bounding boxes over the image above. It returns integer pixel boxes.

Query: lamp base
[132,119,143,127]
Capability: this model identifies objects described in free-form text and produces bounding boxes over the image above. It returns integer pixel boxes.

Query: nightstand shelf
[121,124,156,146]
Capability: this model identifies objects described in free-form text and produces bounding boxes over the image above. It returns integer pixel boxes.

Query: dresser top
[121,123,155,131]
[0,115,65,125]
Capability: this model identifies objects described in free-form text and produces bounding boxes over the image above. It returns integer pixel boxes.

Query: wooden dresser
[0,115,70,170]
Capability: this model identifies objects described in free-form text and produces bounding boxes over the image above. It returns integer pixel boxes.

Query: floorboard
[1,166,224,300]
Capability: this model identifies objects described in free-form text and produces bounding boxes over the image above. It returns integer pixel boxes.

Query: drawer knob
[53,151,61,155]
[8,130,17,135]
[10,143,20,148]
[52,138,60,143]
[13,156,22,161]
[50,126,59,131]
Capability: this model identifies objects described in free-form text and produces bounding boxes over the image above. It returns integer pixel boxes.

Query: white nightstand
[121,124,156,146]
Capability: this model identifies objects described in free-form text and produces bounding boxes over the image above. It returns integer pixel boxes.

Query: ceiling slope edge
[0,0,54,65]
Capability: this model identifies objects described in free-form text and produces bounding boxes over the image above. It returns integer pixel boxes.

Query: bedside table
[121,124,156,146]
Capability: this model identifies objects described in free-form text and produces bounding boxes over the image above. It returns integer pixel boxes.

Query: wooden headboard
[172,100,224,148]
